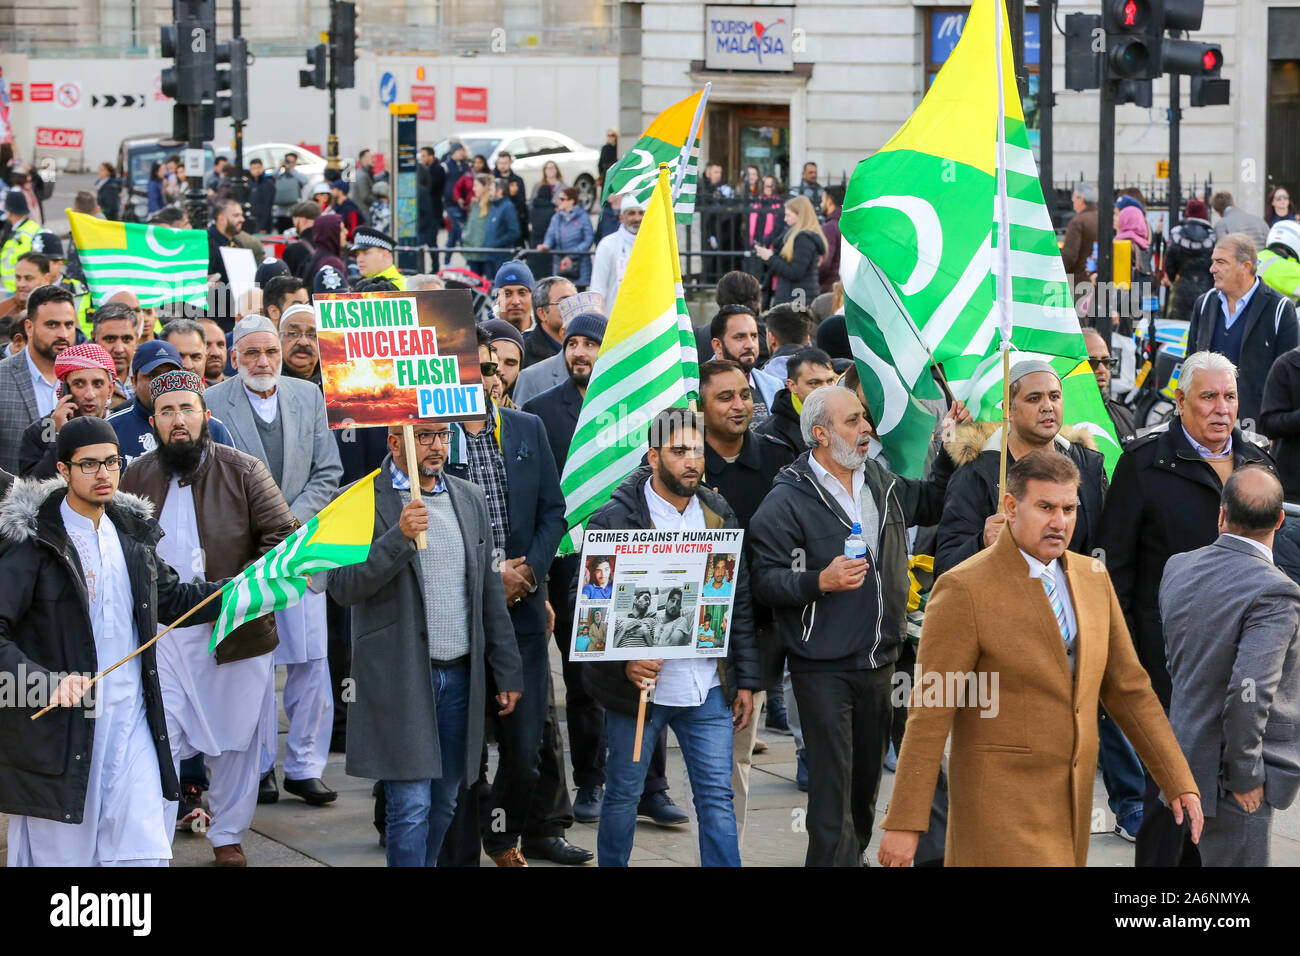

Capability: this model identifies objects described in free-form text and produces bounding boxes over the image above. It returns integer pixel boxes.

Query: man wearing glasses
[206,315,343,807]
[1084,328,1136,443]
[328,419,523,866]
[120,369,298,866]
[0,416,226,866]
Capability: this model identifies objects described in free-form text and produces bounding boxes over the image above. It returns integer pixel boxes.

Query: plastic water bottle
[844,522,867,560]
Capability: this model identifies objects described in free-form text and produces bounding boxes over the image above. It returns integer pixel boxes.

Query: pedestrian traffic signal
[1116,78,1153,108]
[1103,0,1159,80]
[300,44,328,90]
[1064,13,1102,91]
[1162,0,1205,32]
[1162,39,1223,75]
[333,1,357,90]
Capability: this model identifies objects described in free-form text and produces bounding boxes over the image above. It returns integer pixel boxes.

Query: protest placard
[314,288,485,429]
[571,527,744,661]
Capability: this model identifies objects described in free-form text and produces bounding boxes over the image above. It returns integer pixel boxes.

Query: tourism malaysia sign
[704,5,794,72]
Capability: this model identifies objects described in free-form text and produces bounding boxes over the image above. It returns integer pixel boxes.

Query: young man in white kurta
[7,500,172,867]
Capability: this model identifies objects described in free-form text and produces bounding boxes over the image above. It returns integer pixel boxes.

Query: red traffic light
[1202,48,1221,72]
[1123,0,1138,26]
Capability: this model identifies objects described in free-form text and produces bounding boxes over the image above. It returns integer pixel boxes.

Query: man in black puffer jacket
[749,385,967,866]
[580,408,760,867]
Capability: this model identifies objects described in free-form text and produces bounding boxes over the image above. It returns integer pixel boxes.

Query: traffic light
[172,103,215,144]
[1102,0,1160,81]
[1162,39,1223,75]
[160,18,206,104]
[216,37,249,122]
[1064,13,1102,91]
[333,1,357,90]
[1190,75,1230,107]
[300,44,328,90]
[1117,79,1153,108]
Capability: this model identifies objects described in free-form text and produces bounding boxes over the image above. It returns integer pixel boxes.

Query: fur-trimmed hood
[0,476,155,546]
[947,420,1098,468]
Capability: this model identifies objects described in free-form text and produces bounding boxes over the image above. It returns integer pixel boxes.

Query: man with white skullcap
[589,195,644,311]
[204,314,343,807]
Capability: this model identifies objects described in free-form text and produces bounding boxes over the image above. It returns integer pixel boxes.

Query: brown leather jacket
[120,441,298,663]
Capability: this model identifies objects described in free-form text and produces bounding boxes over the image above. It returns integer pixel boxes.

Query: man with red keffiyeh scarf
[19,343,118,479]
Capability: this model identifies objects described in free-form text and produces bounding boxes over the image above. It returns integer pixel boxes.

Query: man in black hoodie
[756,346,836,457]
[749,384,967,866]
[582,407,760,866]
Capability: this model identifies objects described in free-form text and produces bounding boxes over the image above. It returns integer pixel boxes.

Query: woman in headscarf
[307,212,349,293]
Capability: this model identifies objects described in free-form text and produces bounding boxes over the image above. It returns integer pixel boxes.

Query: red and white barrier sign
[36,127,84,149]
[455,87,487,123]
[411,84,436,121]
[30,83,54,102]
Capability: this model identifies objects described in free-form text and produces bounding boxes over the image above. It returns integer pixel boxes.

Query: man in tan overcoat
[879,450,1202,866]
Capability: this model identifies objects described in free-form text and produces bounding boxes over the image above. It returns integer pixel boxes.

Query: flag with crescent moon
[600,86,709,224]
[67,208,210,309]
[839,0,1121,478]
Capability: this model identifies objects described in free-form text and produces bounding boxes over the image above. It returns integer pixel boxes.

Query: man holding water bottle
[750,385,970,866]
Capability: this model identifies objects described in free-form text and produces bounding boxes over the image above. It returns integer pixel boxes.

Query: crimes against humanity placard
[571,527,744,662]
[315,288,485,428]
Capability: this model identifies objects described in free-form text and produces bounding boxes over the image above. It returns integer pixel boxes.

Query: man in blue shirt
[703,555,733,597]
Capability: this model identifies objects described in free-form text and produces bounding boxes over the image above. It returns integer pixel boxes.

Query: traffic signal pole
[1097,64,1116,343]
[327,0,340,172]
[1169,71,1181,222]
[233,0,244,177]
[1039,0,1054,198]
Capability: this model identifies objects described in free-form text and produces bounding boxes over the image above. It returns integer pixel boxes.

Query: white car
[433,129,602,210]
[219,142,353,201]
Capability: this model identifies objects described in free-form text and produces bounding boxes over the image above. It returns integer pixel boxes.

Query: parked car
[215,142,354,208]
[433,129,602,210]
[116,134,216,222]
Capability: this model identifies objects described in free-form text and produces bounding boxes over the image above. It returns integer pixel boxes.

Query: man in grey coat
[1160,466,1300,866]
[204,315,344,805]
[328,425,522,867]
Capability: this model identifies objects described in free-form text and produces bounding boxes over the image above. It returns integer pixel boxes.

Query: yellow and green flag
[841,0,1121,477]
[561,166,699,546]
[67,208,209,309]
[601,86,709,223]
[209,470,379,652]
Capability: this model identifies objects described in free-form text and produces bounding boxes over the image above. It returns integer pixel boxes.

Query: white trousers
[259,659,333,780]
[169,739,265,850]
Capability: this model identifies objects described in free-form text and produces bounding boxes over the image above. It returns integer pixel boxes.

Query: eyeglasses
[69,455,124,475]
[480,362,499,377]
[155,406,202,420]
[413,430,453,446]
[240,347,282,361]
[281,328,318,342]
[1087,356,1120,372]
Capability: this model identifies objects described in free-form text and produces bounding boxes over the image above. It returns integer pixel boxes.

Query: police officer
[350,226,406,291]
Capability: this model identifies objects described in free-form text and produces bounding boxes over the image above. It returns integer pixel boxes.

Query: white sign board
[704,5,794,72]
[571,528,744,661]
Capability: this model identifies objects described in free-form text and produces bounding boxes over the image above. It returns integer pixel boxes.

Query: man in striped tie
[879,450,1200,866]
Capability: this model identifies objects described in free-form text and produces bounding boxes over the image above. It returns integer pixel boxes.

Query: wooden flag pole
[30,586,227,721]
[402,423,428,550]
[632,678,655,762]
[997,345,1011,513]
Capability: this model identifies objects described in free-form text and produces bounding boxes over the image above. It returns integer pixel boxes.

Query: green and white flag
[841,0,1121,478]
[601,86,709,224]
[67,209,209,308]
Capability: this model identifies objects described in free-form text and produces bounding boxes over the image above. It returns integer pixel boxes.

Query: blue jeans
[444,208,465,266]
[598,684,740,867]
[383,661,470,867]
[1098,709,1145,819]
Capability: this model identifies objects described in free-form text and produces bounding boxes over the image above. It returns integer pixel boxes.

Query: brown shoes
[213,844,247,867]
[490,847,529,867]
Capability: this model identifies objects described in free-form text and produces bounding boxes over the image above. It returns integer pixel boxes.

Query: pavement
[5,641,1300,868]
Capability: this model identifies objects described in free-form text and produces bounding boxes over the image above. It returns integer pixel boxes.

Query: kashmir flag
[67,208,209,309]
[601,86,709,223]
[561,165,699,546]
[209,470,380,652]
[841,0,1121,477]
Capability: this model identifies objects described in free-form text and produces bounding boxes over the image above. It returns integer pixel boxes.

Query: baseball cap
[131,339,184,376]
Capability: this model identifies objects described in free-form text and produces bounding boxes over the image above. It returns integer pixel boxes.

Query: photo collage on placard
[696,552,738,655]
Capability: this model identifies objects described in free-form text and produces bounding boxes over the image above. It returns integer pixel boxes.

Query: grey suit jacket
[1160,534,1300,815]
[0,351,42,475]
[203,375,342,524]
[511,350,566,407]
[327,457,522,782]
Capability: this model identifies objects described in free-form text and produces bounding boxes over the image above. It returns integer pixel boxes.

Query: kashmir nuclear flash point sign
[314,288,485,428]
[571,528,744,662]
